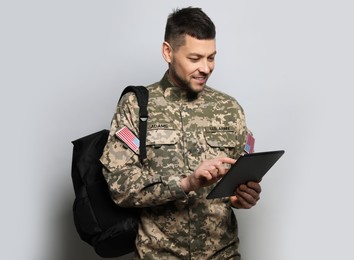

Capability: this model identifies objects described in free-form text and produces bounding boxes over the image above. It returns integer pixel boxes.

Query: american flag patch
[244,132,255,154]
[116,126,140,152]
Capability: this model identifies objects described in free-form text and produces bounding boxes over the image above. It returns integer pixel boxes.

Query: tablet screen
[206,150,285,199]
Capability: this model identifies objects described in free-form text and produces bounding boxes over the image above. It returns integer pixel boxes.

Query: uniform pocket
[204,131,237,148]
[146,129,180,147]
[203,129,237,158]
[146,129,182,169]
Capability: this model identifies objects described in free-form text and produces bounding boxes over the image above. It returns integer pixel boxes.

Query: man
[100,7,261,259]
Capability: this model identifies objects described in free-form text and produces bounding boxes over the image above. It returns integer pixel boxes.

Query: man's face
[167,35,216,93]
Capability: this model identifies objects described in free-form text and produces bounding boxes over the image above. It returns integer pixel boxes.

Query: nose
[198,59,213,74]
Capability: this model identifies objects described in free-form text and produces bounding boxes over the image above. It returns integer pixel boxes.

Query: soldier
[101,7,261,259]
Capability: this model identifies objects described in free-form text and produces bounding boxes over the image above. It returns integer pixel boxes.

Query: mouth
[192,75,208,84]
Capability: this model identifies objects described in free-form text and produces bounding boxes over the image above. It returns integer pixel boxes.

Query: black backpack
[71,86,149,258]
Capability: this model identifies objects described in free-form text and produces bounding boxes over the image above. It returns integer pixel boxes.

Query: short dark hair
[164,7,216,50]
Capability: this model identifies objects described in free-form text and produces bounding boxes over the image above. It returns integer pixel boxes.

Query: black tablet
[206,150,285,199]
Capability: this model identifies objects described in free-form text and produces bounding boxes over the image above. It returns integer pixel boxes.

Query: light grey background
[1,0,353,259]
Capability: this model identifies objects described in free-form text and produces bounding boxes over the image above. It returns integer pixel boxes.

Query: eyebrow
[188,51,217,57]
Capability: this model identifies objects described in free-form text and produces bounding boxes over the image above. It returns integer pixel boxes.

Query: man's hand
[230,181,262,209]
[181,157,236,193]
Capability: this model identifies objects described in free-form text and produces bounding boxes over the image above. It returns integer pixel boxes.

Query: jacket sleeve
[100,93,188,208]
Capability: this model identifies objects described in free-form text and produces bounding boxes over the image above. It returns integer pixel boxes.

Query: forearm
[103,164,188,208]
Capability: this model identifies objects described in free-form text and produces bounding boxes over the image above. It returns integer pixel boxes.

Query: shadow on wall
[51,193,134,260]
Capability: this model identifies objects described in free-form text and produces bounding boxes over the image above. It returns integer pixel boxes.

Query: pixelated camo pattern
[100,73,247,259]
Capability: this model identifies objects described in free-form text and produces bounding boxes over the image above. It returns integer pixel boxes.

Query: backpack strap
[119,86,149,163]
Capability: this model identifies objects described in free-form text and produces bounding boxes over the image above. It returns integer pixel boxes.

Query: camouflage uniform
[100,72,248,259]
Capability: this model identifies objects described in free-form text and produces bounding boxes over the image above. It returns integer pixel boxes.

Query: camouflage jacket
[100,72,248,259]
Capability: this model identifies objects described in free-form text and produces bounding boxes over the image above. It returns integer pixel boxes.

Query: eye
[208,56,215,62]
[189,57,199,62]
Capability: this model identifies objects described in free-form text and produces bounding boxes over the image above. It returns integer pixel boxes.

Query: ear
[162,41,173,63]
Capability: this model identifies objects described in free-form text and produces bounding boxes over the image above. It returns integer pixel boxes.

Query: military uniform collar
[160,71,203,102]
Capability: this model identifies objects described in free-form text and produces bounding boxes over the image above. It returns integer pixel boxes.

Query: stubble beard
[169,66,206,100]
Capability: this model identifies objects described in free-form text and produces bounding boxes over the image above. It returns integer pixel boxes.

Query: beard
[169,65,206,100]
